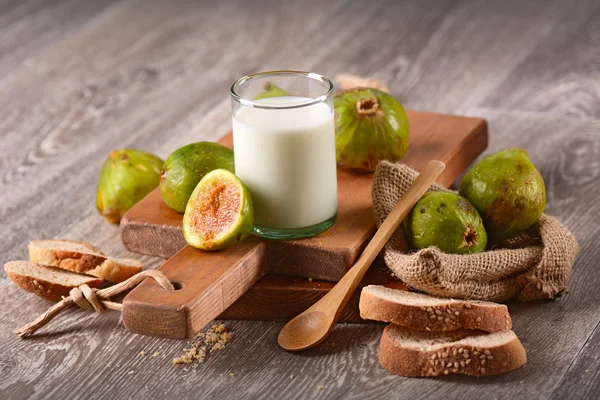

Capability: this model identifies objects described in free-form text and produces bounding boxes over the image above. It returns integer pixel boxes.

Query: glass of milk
[230,71,337,239]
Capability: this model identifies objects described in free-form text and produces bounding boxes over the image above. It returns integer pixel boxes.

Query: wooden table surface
[1,0,599,399]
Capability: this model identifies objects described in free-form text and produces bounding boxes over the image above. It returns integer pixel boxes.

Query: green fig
[253,82,290,100]
[459,148,546,241]
[160,142,234,213]
[183,169,254,251]
[334,88,409,173]
[403,192,487,254]
[96,149,164,224]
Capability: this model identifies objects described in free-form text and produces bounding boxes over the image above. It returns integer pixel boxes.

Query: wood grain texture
[549,321,600,400]
[218,260,406,323]
[1,0,600,399]
[411,0,600,117]
[0,0,118,80]
[481,2,600,119]
[123,240,267,339]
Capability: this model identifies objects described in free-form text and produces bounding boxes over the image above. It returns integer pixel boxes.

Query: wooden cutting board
[121,110,488,339]
[217,259,407,322]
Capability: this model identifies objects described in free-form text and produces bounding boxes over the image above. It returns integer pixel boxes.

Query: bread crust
[379,325,527,377]
[28,240,142,282]
[5,263,103,302]
[360,286,512,333]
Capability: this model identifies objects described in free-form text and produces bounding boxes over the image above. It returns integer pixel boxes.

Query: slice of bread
[59,239,104,255]
[5,261,104,302]
[28,240,143,283]
[360,285,511,333]
[379,324,527,377]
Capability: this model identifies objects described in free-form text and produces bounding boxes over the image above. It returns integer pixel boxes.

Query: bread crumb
[152,352,161,357]
[317,385,324,391]
[173,324,232,366]
[228,371,236,377]
[205,332,219,343]
[211,342,225,352]
[139,351,145,356]
[308,277,313,282]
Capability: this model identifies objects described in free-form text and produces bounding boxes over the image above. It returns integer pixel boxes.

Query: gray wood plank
[550,322,600,400]
[1,0,600,399]
[481,2,600,119]
[0,289,275,400]
[382,0,600,115]
[0,0,118,80]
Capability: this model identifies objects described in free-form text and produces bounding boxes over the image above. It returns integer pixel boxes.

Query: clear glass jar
[230,71,337,239]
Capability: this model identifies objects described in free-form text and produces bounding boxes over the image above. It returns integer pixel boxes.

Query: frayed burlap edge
[372,161,580,302]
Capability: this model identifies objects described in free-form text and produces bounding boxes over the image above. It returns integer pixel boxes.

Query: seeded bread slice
[28,240,143,283]
[5,261,104,302]
[360,285,511,333]
[379,324,527,377]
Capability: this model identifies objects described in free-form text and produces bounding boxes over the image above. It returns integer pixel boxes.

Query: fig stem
[356,97,379,116]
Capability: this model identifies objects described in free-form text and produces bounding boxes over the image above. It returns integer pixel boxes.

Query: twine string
[15,269,174,338]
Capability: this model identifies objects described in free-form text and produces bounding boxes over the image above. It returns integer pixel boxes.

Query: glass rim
[230,70,334,110]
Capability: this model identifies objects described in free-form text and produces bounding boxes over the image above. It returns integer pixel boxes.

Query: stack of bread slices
[359,285,526,377]
[4,240,143,302]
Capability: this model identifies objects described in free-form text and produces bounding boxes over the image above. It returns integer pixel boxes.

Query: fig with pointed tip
[96,149,164,224]
[160,142,234,213]
[334,88,410,173]
[459,148,546,241]
[183,169,254,251]
[403,192,487,254]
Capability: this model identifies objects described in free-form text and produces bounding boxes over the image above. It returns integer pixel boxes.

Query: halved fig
[182,169,254,251]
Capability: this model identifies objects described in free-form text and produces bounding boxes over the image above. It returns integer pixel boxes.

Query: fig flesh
[403,192,487,254]
[459,148,546,241]
[160,142,234,213]
[96,149,164,223]
[183,169,253,251]
[334,88,409,173]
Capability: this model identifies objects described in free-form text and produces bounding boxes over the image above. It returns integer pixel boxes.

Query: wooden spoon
[277,160,446,351]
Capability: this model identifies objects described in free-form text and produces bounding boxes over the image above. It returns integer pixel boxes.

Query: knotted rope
[16,269,174,338]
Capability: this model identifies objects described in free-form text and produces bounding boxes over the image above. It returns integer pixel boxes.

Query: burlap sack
[372,161,580,302]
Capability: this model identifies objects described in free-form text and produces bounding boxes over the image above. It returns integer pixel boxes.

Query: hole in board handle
[169,281,184,291]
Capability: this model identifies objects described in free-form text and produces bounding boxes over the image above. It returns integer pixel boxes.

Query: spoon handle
[325,160,446,317]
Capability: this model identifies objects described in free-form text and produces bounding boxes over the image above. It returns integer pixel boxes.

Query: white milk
[232,96,338,229]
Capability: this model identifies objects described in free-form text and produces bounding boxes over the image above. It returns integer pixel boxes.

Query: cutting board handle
[122,239,266,339]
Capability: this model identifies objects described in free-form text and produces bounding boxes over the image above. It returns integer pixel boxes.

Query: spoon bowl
[278,310,332,351]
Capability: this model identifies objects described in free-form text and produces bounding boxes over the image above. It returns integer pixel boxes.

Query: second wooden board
[121,110,488,282]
